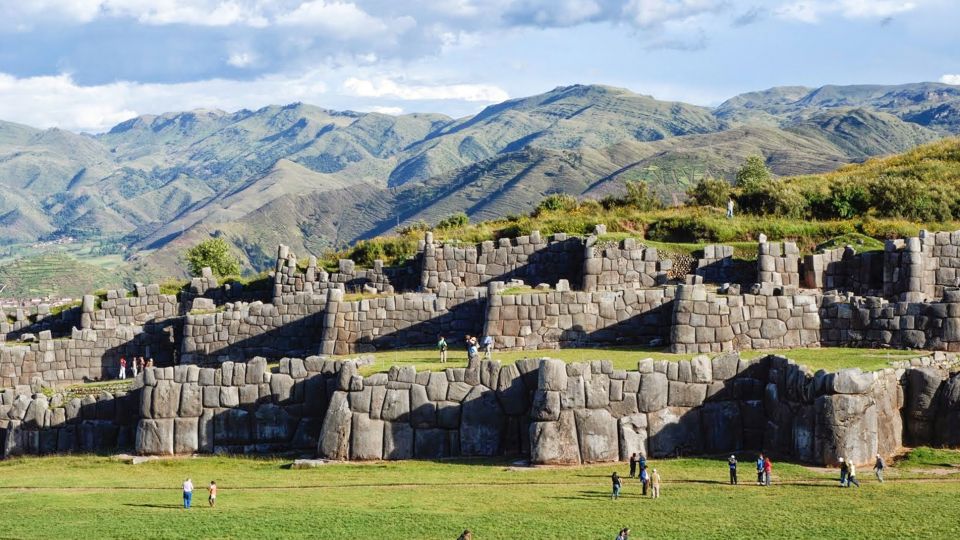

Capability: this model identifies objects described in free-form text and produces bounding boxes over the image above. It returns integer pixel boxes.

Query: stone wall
[420,231,584,291]
[273,245,402,298]
[757,240,801,287]
[319,287,487,355]
[670,285,820,354]
[317,358,538,461]
[181,291,331,364]
[483,285,674,350]
[803,247,883,294]
[582,237,669,292]
[694,245,752,284]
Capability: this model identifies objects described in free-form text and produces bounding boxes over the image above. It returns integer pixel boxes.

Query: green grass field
[0,449,957,539]
[348,347,924,377]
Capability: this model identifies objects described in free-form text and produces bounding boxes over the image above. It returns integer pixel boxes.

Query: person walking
[874,454,885,483]
[756,454,765,485]
[726,197,735,219]
[118,357,127,380]
[611,471,622,500]
[650,469,661,499]
[763,456,772,486]
[481,335,494,360]
[629,452,638,479]
[208,480,217,507]
[728,455,738,485]
[639,454,648,496]
[616,527,630,540]
[457,530,472,540]
[839,457,849,487]
[847,461,861,488]
[437,335,448,363]
[182,478,194,509]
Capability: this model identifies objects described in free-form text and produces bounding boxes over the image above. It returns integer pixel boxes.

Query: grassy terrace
[0,449,957,539]
[346,347,924,377]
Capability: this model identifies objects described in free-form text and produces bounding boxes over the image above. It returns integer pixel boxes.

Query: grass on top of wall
[346,346,923,377]
[0,449,957,539]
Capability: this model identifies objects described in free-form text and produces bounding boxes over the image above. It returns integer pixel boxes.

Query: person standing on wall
[182,478,194,509]
[650,469,661,499]
[118,357,127,380]
[873,454,885,483]
[437,335,448,363]
[728,455,738,485]
[481,334,494,360]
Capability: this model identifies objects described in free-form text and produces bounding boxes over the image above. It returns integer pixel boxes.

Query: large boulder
[618,414,648,461]
[460,386,504,456]
[214,408,252,446]
[814,393,877,465]
[638,372,668,412]
[830,368,875,394]
[179,383,202,418]
[409,384,436,428]
[496,364,527,415]
[904,368,946,445]
[414,428,448,459]
[318,391,352,460]
[151,380,181,418]
[383,421,413,460]
[174,417,199,454]
[667,382,707,408]
[254,404,296,442]
[701,401,742,453]
[136,418,174,455]
[647,407,702,458]
[350,413,384,460]
[574,408,618,463]
[530,410,580,465]
[530,390,560,422]
[539,359,568,391]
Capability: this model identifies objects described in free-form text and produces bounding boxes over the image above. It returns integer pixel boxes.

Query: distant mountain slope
[0,82,958,279]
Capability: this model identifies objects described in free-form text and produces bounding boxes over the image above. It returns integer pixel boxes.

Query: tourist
[629,452,638,478]
[847,461,861,488]
[728,454,738,485]
[611,471,622,500]
[616,527,630,540]
[638,454,648,495]
[208,480,217,507]
[465,335,478,361]
[481,335,494,360]
[182,478,194,509]
[437,335,448,363]
[763,456,772,486]
[650,468,661,499]
[457,530,472,540]
[726,197,735,219]
[874,454,885,483]
[147,358,154,368]
[130,356,138,378]
[756,454,765,485]
[839,457,848,487]
[118,357,127,380]
[139,357,146,373]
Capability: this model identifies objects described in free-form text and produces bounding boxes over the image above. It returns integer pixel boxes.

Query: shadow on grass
[123,503,185,509]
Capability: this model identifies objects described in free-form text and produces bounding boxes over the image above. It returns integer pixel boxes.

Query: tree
[735,155,772,190]
[185,237,240,277]
[686,177,731,207]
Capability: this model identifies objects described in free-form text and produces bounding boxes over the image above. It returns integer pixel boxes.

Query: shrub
[535,193,580,215]
[736,179,808,218]
[185,237,241,277]
[602,180,663,211]
[436,212,469,229]
[869,176,952,221]
[686,177,731,207]
[396,220,429,235]
[735,155,772,190]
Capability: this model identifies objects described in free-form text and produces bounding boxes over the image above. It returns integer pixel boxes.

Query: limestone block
[460,385,504,457]
[530,410,580,465]
[638,372,668,412]
[174,417,199,454]
[436,401,461,429]
[668,382,707,408]
[202,386,220,408]
[151,380,181,419]
[383,422,414,460]
[179,383,202,417]
[271,373,294,404]
[701,401,742,453]
[381,388,411,422]
[136,418,174,455]
[814,393,877,465]
[830,368,875,394]
[585,374,611,409]
[318,391,352,460]
[690,355,712,383]
[254,403,295,442]
[647,407,702,458]
[539,358,568,391]
[414,428,448,459]
[410,384,436,428]
[531,390,561,421]
[574,408,618,463]
[220,386,240,408]
[214,408,251,445]
[618,413,648,460]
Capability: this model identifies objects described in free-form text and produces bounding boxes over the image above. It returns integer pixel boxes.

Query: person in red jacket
[763,456,772,486]
[118,357,127,379]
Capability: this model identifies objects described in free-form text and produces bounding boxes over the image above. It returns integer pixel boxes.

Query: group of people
[437,335,493,363]
[182,478,217,509]
[838,454,885,487]
[612,453,661,500]
[118,356,153,379]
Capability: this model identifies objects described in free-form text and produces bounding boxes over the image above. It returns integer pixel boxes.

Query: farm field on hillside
[0,450,957,539]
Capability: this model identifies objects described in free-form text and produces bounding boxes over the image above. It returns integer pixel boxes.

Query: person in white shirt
[183,478,194,509]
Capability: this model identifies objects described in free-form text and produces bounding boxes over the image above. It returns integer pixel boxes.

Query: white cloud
[227,51,256,68]
[776,0,918,23]
[366,106,404,115]
[941,74,960,85]
[623,0,725,28]
[3,0,271,27]
[0,71,330,132]
[275,1,415,39]
[342,77,509,102]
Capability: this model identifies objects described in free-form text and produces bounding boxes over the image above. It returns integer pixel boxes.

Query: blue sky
[0,0,957,132]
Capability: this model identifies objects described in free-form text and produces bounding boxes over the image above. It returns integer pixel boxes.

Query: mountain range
[1,81,958,279]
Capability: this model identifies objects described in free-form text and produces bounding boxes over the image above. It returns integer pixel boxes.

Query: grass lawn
[0,449,957,539]
[348,347,924,377]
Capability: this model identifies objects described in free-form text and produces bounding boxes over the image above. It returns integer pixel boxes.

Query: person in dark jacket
[756,454,765,485]
[839,457,849,487]
[611,472,622,500]
[874,454,885,483]
[638,455,648,495]
[629,453,639,478]
[728,455,738,485]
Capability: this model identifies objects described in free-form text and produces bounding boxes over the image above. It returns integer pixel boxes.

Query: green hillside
[0,253,126,298]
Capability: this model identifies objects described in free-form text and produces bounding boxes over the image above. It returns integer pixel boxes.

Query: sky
[0,0,957,132]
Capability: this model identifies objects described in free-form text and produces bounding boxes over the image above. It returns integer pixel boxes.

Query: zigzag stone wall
[582,238,669,292]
